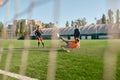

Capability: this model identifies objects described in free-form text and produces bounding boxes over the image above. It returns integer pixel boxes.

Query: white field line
[0,69,38,80]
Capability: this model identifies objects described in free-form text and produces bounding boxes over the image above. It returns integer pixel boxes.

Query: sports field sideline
[0,40,120,80]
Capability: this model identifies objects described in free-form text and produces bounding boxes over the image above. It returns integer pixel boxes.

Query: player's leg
[57,33,70,52]
[41,41,44,48]
[40,37,44,47]
[61,42,70,52]
[61,46,70,53]
[38,37,41,48]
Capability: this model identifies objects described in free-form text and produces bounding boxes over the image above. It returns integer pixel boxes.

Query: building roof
[37,24,120,35]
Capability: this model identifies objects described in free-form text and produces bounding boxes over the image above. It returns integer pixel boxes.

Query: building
[6,24,16,39]
[41,24,120,40]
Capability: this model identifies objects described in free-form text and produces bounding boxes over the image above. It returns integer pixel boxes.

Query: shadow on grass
[57,49,66,52]
[3,48,70,53]
[3,48,50,52]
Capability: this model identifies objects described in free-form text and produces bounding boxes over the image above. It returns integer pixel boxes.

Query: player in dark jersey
[74,24,80,39]
[35,25,44,48]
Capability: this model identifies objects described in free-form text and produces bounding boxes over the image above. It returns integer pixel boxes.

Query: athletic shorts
[65,42,70,48]
[38,37,43,42]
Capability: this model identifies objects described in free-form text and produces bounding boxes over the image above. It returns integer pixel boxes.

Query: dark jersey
[35,29,42,37]
[74,29,80,38]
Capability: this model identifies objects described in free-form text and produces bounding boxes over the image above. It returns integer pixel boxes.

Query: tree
[101,14,106,24]
[43,22,54,28]
[75,19,81,26]
[75,18,87,26]
[32,20,36,31]
[20,20,25,35]
[49,22,54,27]
[0,22,3,37]
[81,18,87,26]
[15,22,19,36]
[94,17,97,24]
[71,20,74,27]
[116,9,120,24]
[44,24,49,28]
[108,9,114,24]
[65,21,69,27]
[28,23,31,35]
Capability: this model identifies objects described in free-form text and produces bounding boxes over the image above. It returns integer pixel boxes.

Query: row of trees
[65,9,120,27]
[42,22,54,28]
[15,20,54,36]
[44,9,120,27]
[65,18,87,27]
[100,9,120,24]
[45,8,120,28]
[15,20,55,37]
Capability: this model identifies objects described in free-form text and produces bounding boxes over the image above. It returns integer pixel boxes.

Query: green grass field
[0,40,120,80]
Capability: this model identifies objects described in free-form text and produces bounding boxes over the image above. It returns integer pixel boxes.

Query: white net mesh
[0,0,120,80]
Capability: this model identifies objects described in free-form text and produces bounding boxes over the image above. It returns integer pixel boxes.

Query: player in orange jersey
[35,25,44,48]
[61,37,80,49]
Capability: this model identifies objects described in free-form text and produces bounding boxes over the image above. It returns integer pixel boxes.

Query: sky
[0,0,120,27]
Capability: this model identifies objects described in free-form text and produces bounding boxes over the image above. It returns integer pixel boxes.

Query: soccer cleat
[62,47,65,50]
[66,50,70,53]
[61,47,70,52]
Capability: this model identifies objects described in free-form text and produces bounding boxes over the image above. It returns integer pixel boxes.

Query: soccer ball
[57,33,59,37]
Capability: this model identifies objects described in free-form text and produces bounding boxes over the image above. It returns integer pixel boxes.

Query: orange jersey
[68,41,80,48]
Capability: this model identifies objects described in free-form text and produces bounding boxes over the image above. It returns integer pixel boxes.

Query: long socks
[38,42,44,48]
[38,42,40,48]
[42,42,44,48]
